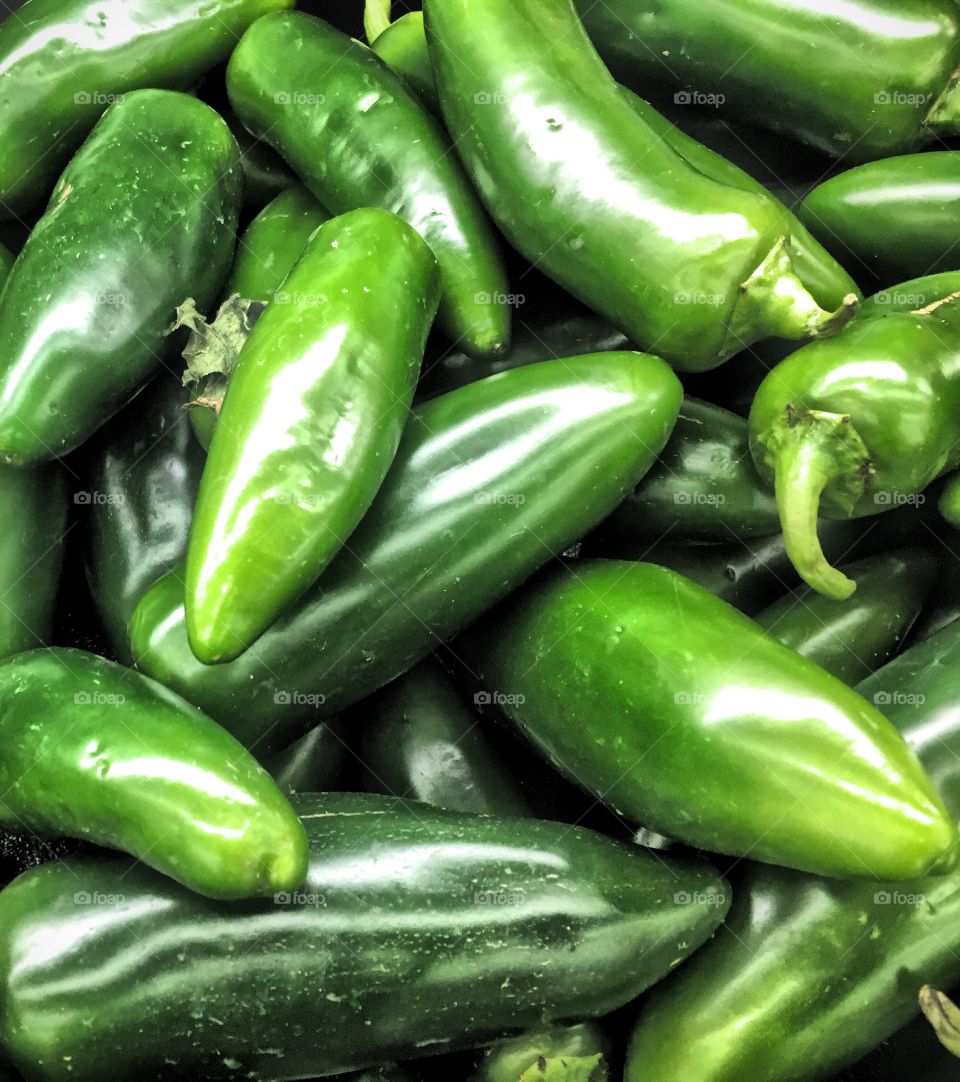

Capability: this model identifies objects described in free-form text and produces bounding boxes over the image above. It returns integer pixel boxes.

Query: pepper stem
[926,68,960,138]
[919,986,960,1058]
[364,0,392,42]
[518,1054,607,1081]
[758,407,872,600]
[722,237,859,357]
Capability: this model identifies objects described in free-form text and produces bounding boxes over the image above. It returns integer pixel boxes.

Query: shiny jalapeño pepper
[0,89,242,463]
[749,288,960,599]
[130,351,682,753]
[423,0,858,372]
[799,152,960,286]
[0,0,291,217]
[624,617,960,1082]
[227,11,509,359]
[461,559,957,879]
[574,0,960,163]
[0,649,307,899]
[186,209,440,664]
[0,793,728,1081]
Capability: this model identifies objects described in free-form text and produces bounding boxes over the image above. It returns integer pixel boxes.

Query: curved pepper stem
[760,407,872,600]
[364,0,393,42]
[919,986,960,1058]
[723,237,859,356]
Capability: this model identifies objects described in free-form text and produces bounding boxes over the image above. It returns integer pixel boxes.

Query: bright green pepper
[799,153,960,286]
[0,793,729,1081]
[574,0,960,163]
[130,352,682,753]
[624,617,960,1082]
[749,289,960,599]
[0,0,290,217]
[461,559,957,879]
[361,659,530,816]
[186,209,440,664]
[227,11,509,358]
[0,648,307,899]
[754,548,936,683]
[470,1024,609,1082]
[81,374,205,665]
[599,397,780,543]
[423,0,858,372]
[0,90,241,463]
[0,463,67,660]
[372,6,859,313]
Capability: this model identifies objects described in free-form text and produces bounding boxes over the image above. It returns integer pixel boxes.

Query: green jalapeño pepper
[186,209,440,664]
[0,0,290,217]
[0,463,67,660]
[265,719,348,796]
[0,649,307,899]
[0,90,242,464]
[227,11,509,359]
[0,793,728,1081]
[226,186,330,304]
[130,352,682,753]
[749,289,960,599]
[754,548,937,684]
[799,152,960,286]
[360,659,530,816]
[423,0,858,372]
[624,618,960,1082]
[574,0,960,163]
[461,559,957,879]
[598,397,780,544]
[82,374,205,665]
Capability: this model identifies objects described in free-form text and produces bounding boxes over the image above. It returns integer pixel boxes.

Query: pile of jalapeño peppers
[4,0,960,1079]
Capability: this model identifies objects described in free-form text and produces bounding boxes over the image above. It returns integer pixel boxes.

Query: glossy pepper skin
[360,660,530,816]
[371,8,859,313]
[265,719,347,796]
[0,793,729,1081]
[0,463,67,660]
[0,649,307,899]
[461,559,957,879]
[575,0,960,163]
[130,352,683,753]
[749,292,960,599]
[754,548,936,683]
[600,397,780,543]
[424,0,858,373]
[799,152,960,286]
[82,375,205,666]
[227,11,509,359]
[0,90,241,463]
[225,185,329,303]
[186,209,440,664]
[625,619,960,1082]
[0,0,290,217]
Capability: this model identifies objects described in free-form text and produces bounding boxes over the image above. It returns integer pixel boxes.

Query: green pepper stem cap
[919,986,960,1058]
[364,0,393,42]
[516,1054,607,1081]
[723,237,859,356]
[759,407,872,599]
[926,68,960,138]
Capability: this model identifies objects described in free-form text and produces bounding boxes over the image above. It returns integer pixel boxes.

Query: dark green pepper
[360,659,530,816]
[186,209,440,664]
[749,290,960,599]
[0,89,241,463]
[227,11,509,358]
[599,397,780,543]
[799,152,960,286]
[574,0,960,163]
[424,0,858,372]
[266,719,348,796]
[470,1023,609,1082]
[81,374,205,665]
[461,559,957,879]
[0,463,67,659]
[0,0,290,217]
[221,106,296,210]
[624,617,960,1082]
[0,648,307,899]
[129,351,682,753]
[754,548,936,683]
[0,792,729,1081]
